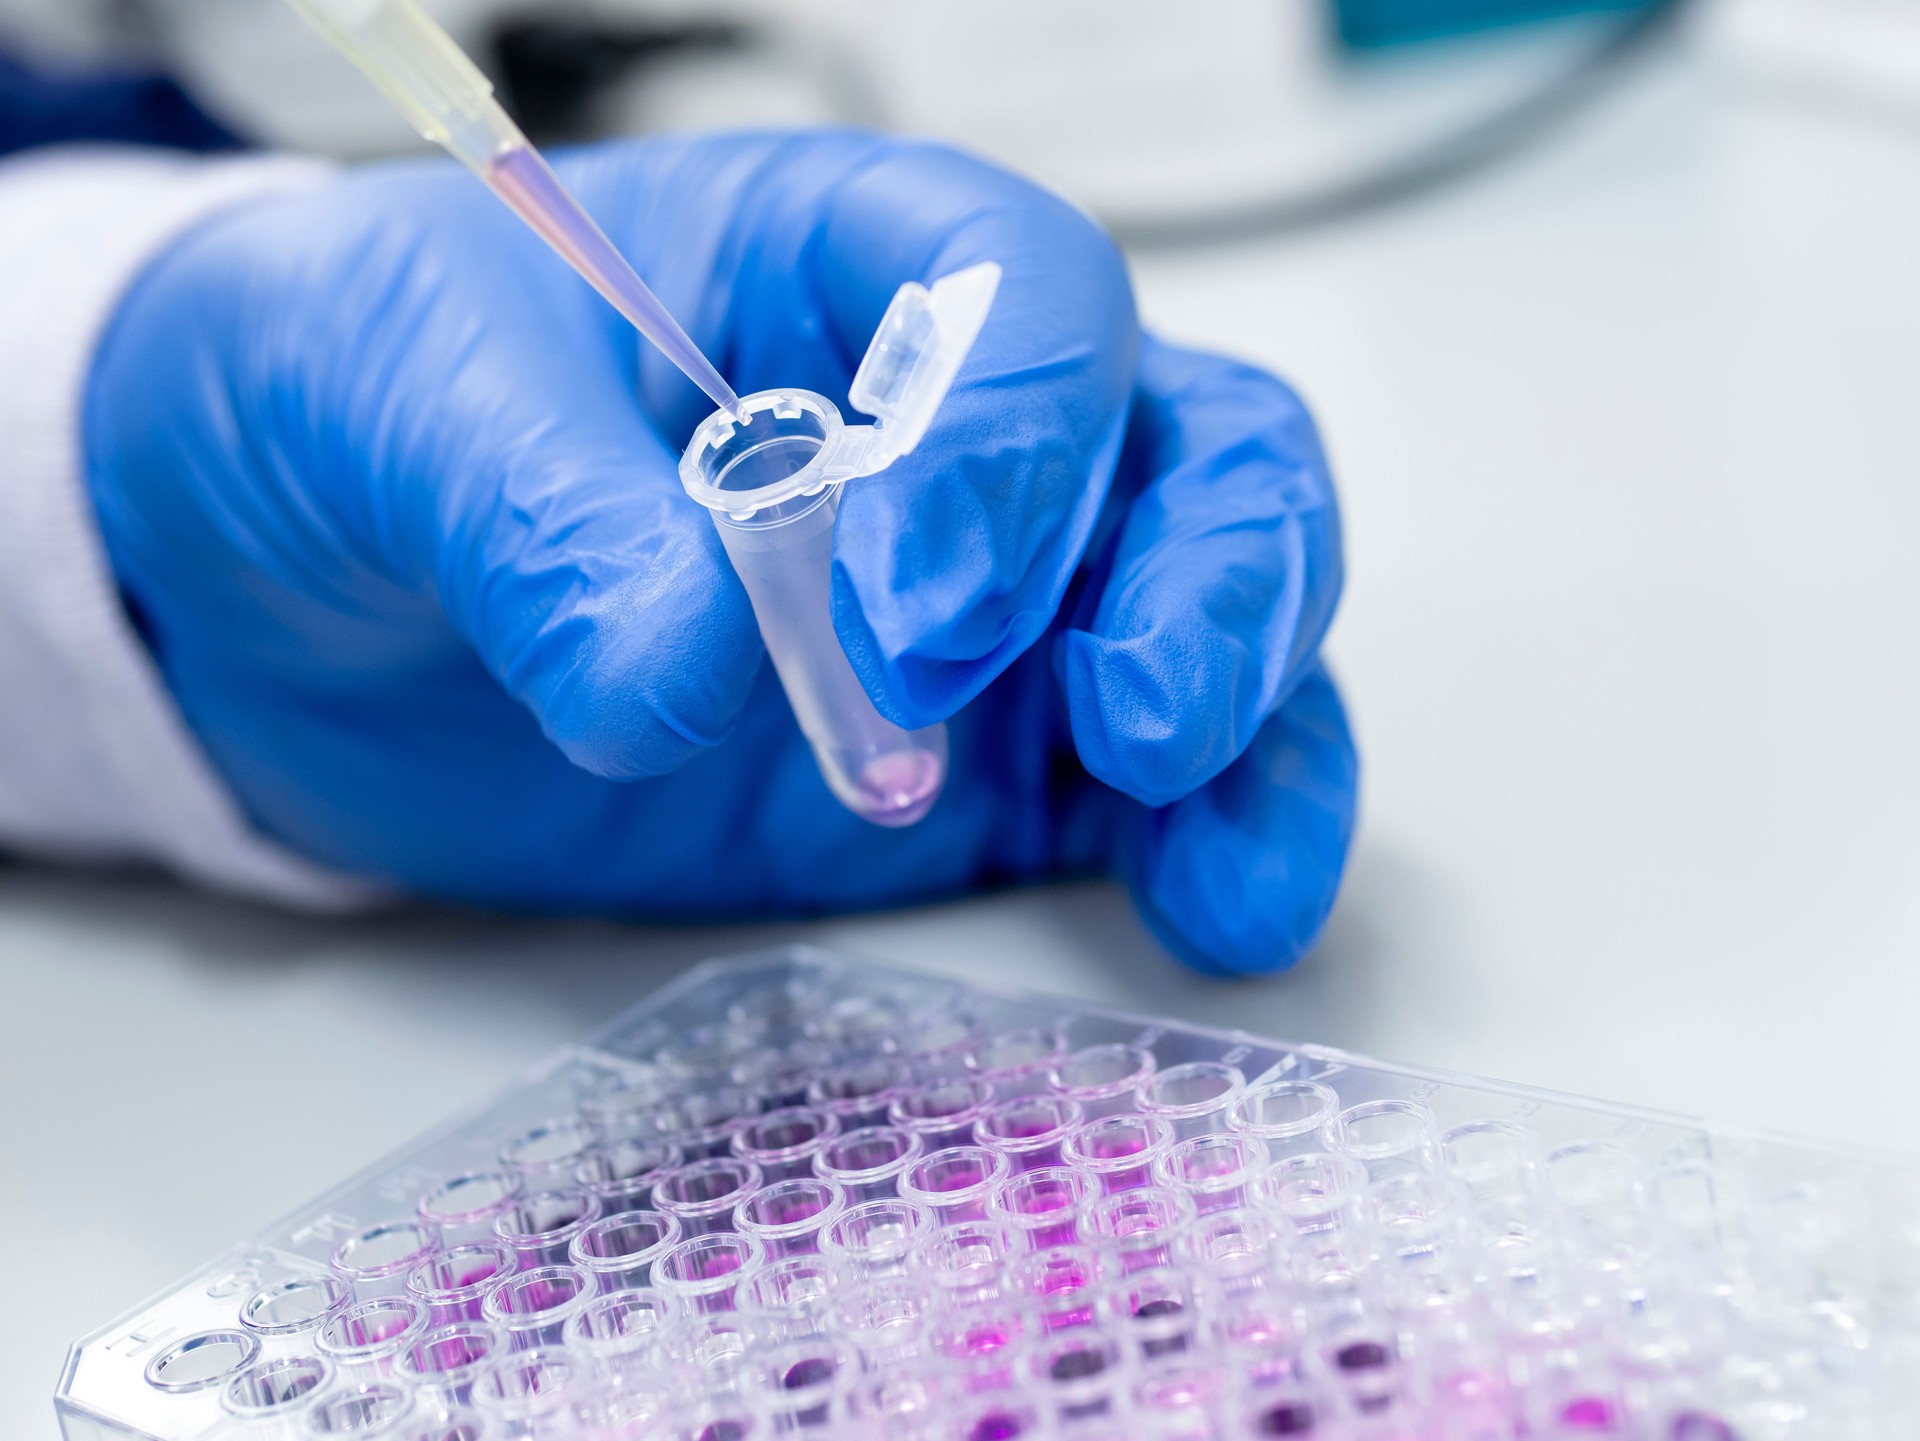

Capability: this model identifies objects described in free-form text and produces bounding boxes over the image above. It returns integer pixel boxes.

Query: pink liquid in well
[1084,1133,1148,1161]
[483,148,740,418]
[852,749,944,828]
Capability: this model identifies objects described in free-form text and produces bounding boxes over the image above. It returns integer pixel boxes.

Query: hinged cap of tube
[848,260,1001,464]
[679,262,1001,520]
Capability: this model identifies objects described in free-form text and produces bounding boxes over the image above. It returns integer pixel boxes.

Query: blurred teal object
[1334,0,1663,48]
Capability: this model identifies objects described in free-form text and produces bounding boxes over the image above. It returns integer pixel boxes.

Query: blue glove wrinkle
[1126,666,1358,975]
[1060,340,1344,808]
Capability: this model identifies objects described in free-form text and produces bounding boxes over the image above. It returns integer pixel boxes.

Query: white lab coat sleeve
[0,146,383,908]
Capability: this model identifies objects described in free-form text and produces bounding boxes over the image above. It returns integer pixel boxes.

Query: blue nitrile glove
[84,131,1355,975]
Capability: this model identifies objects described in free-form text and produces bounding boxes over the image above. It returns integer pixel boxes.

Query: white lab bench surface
[7,48,1920,1439]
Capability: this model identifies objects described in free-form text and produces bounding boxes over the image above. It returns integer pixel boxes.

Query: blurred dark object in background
[0,50,238,156]
[492,15,746,146]
[1337,0,1666,48]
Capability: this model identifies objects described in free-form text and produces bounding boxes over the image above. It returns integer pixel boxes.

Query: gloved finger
[579,132,1140,727]
[1121,665,1359,976]
[411,236,766,777]
[197,170,768,782]
[818,142,1139,726]
[1056,337,1343,808]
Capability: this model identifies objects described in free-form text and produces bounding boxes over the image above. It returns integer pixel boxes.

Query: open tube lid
[678,262,1002,519]
[846,260,1001,464]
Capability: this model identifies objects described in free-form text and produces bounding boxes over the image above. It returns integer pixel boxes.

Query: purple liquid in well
[483,148,739,417]
[960,1322,1014,1357]
[970,1415,1025,1441]
[783,1357,836,1389]
[1562,1397,1619,1430]
[853,749,944,827]
[1260,1401,1316,1436]
[1671,1414,1737,1441]
[928,1160,989,1193]
[1084,1133,1147,1161]
[693,1252,744,1282]
[1335,1340,1390,1371]
[1049,1349,1108,1382]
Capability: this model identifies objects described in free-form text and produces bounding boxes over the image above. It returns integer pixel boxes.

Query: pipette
[283,0,743,419]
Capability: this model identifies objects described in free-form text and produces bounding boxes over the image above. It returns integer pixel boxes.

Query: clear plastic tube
[677,266,1000,830]
[1063,1114,1173,1196]
[331,1221,440,1300]
[652,1157,762,1237]
[1155,1133,1265,1215]
[806,1056,909,1128]
[1050,1044,1158,1121]
[240,1277,352,1342]
[315,1297,426,1383]
[731,1105,841,1182]
[302,1381,415,1437]
[888,1078,995,1151]
[1228,1080,1341,1161]
[812,1125,923,1202]
[404,1242,513,1324]
[491,1189,601,1268]
[652,1086,758,1161]
[393,1321,498,1411]
[499,1118,598,1186]
[926,1295,1032,1389]
[988,1167,1094,1253]
[652,1233,764,1315]
[685,396,947,827]
[468,1346,575,1440]
[1102,1265,1202,1363]
[1177,1207,1285,1303]
[417,1170,525,1248]
[738,1254,838,1341]
[976,1094,1084,1173]
[1323,1100,1441,1184]
[898,1146,1009,1228]
[1138,1062,1247,1141]
[220,1355,331,1439]
[830,1277,930,1370]
[732,1178,846,1258]
[1026,1327,1130,1425]
[911,1220,1015,1308]
[819,1198,933,1281]
[574,1137,679,1214]
[966,1027,1068,1099]
[482,1265,592,1349]
[1009,1243,1108,1333]
[568,1209,681,1290]
[1079,1187,1198,1276]
[746,1336,855,1431]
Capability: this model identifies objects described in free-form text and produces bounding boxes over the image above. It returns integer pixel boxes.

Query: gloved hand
[84,131,1355,975]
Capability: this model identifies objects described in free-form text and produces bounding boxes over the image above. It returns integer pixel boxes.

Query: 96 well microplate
[56,946,1920,1440]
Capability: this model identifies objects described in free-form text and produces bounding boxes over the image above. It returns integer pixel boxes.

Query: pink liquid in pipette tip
[484,147,744,419]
